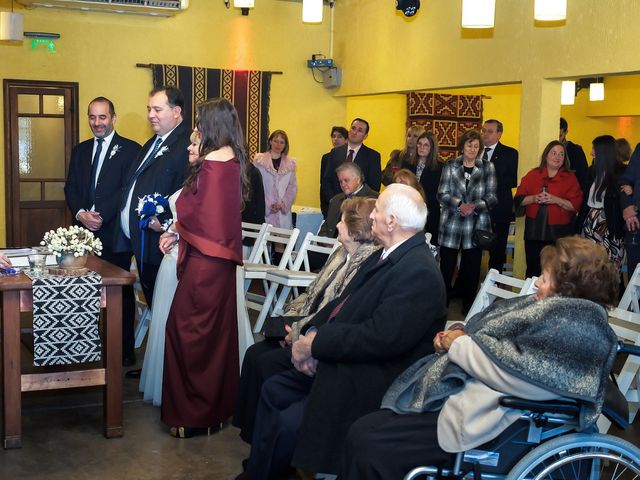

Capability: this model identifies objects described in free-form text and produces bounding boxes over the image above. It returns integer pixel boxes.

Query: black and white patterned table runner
[31,272,102,366]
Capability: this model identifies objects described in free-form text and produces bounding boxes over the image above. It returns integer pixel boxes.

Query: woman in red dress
[160,98,247,437]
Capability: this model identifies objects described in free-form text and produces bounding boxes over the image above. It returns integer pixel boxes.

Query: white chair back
[294,232,340,273]
[464,269,529,322]
[618,263,640,313]
[241,222,270,264]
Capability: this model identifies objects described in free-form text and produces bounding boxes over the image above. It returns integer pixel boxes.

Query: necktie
[88,138,104,206]
[123,137,163,196]
[345,149,354,163]
[483,147,492,161]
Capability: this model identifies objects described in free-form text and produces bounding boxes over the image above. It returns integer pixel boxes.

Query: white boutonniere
[155,146,169,158]
[109,144,122,159]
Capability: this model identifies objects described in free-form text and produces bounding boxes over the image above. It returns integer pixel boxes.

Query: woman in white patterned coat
[437,129,497,314]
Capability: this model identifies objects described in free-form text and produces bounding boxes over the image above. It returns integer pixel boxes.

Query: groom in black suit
[65,96,141,365]
[115,86,191,310]
[321,118,382,204]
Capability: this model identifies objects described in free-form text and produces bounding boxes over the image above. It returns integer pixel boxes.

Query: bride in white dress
[139,135,199,406]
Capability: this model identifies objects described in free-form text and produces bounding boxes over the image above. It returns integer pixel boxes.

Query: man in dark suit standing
[115,86,191,340]
[559,117,590,232]
[321,118,381,205]
[64,96,141,365]
[481,119,519,273]
[320,126,348,217]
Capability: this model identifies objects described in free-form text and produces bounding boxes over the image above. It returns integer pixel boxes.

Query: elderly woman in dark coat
[342,236,619,479]
[438,129,497,313]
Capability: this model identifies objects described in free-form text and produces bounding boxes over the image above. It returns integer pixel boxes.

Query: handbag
[472,228,497,250]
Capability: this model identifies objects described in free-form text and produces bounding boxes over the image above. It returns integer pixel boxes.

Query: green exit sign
[31,39,56,52]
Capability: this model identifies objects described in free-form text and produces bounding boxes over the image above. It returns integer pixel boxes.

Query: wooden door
[3,80,78,247]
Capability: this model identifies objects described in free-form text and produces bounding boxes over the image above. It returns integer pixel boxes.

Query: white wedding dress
[139,190,181,406]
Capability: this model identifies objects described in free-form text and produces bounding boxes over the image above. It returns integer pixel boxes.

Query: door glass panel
[18,117,66,178]
[42,95,64,115]
[20,182,41,201]
[44,182,66,200]
[17,94,40,114]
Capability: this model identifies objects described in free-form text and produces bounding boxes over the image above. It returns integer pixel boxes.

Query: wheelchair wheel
[506,433,640,480]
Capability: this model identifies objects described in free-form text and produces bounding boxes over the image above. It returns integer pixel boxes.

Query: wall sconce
[534,0,567,21]
[560,80,575,105]
[589,80,604,101]
[461,0,495,28]
[302,0,322,22]
[234,0,254,15]
[0,10,24,41]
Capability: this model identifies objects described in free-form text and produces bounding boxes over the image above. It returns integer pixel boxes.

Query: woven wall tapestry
[32,272,102,366]
[152,64,272,158]
[407,92,483,162]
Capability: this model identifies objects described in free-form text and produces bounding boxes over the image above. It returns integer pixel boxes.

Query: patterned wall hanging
[152,64,272,159]
[407,92,483,162]
[32,273,102,366]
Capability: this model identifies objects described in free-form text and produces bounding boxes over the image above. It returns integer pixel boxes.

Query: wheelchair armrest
[602,378,629,430]
[499,396,580,416]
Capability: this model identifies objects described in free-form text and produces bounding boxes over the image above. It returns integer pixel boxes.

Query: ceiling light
[534,0,567,21]
[302,0,322,23]
[234,0,253,15]
[561,81,575,105]
[461,0,495,28]
[0,12,24,42]
[590,81,604,102]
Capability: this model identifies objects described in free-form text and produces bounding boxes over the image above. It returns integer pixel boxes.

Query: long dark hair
[184,98,250,207]
[415,131,440,171]
[592,135,620,202]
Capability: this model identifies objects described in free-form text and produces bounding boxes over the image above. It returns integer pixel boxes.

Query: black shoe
[125,368,141,378]
[122,353,136,367]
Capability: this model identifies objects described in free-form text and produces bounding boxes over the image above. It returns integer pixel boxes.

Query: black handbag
[472,228,497,250]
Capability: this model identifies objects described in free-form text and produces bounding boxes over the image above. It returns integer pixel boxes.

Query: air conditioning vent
[17,0,189,16]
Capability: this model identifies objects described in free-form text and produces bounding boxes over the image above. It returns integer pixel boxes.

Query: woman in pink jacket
[253,130,298,229]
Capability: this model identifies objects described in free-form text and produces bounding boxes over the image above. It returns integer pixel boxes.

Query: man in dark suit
[64,96,141,365]
[559,117,590,232]
[320,126,348,217]
[319,162,378,238]
[320,118,381,206]
[115,86,191,327]
[237,184,447,480]
[481,119,518,273]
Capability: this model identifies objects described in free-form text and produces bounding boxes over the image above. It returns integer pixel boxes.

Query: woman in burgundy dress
[160,98,247,438]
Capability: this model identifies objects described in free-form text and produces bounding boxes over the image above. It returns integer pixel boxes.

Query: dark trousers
[626,229,640,279]
[232,340,284,443]
[247,366,314,480]
[341,409,454,480]
[488,221,511,273]
[101,248,136,358]
[524,240,553,278]
[137,260,160,306]
[440,246,482,312]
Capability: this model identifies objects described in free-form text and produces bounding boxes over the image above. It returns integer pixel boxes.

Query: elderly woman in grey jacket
[437,129,497,314]
[341,236,619,479]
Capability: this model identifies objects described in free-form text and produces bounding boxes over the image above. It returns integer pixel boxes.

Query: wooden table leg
[2,291,22,448]
[103,285,123,438]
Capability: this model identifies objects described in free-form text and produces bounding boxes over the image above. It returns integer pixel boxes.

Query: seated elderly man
[236,183,447,480]
[318,162,378,238]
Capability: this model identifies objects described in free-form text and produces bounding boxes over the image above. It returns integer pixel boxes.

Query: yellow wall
[0,0,346,244]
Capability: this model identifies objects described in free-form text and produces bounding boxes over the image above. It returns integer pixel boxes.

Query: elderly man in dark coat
[236,183,447,480]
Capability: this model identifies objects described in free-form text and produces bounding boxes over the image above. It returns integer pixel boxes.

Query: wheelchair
[405,342,640,480]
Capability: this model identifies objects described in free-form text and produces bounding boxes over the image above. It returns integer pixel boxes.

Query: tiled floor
[0,299,638,479]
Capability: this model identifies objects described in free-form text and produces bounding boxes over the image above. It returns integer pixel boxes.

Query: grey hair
[382,183,427,231]
[336,161,365,184]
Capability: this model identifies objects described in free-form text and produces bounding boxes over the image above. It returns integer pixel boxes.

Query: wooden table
[0,256,135,448]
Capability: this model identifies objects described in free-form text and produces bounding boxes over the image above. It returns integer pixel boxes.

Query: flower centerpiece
[135,193,170,274]
[41,226,103,270]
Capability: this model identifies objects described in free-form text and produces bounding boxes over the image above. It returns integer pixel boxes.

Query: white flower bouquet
[41,226,103,258]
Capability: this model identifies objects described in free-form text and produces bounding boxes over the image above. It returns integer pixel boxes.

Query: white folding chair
[597,307,640,432]
[618,263,640,313]
[461,269,531,325]
[242,222,270,263]
[236,265,255,368]
[243,226,300,315]
[252,233,340,333]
